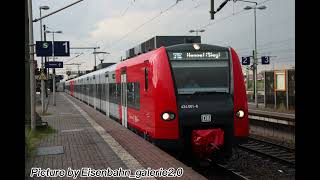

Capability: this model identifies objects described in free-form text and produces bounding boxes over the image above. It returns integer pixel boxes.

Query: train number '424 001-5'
[181,104,199,109]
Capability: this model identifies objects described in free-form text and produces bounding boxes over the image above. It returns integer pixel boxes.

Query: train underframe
[147,125,234,162]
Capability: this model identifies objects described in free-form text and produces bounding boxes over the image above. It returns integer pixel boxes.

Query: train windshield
[168,51,230,94]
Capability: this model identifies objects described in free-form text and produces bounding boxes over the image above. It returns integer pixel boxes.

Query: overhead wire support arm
[216,0,230,13]
[210,0,232,19]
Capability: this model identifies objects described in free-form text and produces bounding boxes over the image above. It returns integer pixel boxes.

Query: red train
[65,42,248,160]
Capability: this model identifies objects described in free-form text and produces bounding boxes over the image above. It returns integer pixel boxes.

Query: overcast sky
[32,0,295,75]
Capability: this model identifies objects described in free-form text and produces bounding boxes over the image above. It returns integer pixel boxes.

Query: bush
[25,126,56,160]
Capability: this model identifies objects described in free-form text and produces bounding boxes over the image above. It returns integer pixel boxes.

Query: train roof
[65,43,231,83]
[66,63,117,82]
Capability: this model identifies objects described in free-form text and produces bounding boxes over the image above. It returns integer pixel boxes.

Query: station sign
[35,41,70,57]
[45,61,63,68]
[53,41,70,56]
[241,56,250,65]
[261,56,270,64]
[36,41,52,57]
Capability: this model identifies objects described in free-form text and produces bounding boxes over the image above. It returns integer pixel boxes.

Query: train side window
[117,83,121,104]
[144,68,148,91]
[135,82,140,109]
[127,83,134,108]
[102,84,105,100]
[105,84,108,101]
[127,82,140,110]
[111,84,114,102]
[97,84,100,98]
[109,83,115,103]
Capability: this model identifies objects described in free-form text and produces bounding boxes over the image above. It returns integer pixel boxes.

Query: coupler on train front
[191,128,233,162]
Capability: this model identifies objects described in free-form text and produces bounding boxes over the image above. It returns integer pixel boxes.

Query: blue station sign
[45,61,63,68]
[241,56,251,65]
[53,41,70,56]
[261,56,270,64]
[36,41,52,57]
[35,41,70,57]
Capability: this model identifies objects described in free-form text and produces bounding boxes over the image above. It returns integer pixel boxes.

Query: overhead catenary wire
[235,38,295,52]
[193,0,273,31]
[75,0,183,62]
[80,0,274,62]
[120,0,135,17]
[129,0,206,49]
[62,0,283,73]
[100,0,183,53]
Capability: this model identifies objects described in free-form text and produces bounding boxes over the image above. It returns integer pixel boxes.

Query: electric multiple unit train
[65,42,249,159]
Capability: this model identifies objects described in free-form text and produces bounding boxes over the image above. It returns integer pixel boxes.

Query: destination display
[168,51,229,60]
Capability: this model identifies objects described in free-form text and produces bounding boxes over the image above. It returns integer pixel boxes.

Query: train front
[165,43,248,160]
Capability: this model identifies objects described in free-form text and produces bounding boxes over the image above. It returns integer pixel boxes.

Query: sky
[31,0,295,76]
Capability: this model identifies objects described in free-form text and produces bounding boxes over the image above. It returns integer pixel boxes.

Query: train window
[144,68,148,91]
[109,83,120,104]
[101,84,103,100]
[91,84,94,97]
[109,84,114,103]
[96,84,99,98]
[116,83,121,104]
[113,83,117,104]
[127,83,134,107]
[99,84,101,98]
[105,84,108,101]
[171,60,230,94]
[100,84,103,98]
[96,84,98,98]
[127,82,140,110]
[134,83,140,109]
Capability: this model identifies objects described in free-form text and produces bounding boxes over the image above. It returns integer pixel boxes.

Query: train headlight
[193,43,200,50]
[236,110,245,118]
[161,112,175,121]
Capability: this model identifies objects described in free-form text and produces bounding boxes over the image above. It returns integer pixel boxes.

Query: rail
[238,137,295,168]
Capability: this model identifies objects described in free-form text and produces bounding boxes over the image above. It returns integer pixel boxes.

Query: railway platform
[248,102,295,116]
[25,92,206,179]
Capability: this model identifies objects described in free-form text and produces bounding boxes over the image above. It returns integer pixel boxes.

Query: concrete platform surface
[25,92,206,180]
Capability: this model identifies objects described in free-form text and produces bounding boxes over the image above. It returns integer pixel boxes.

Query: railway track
[188,159,252,180]
[171,142,295,179]
[199,135,296,179]
[238,137,295,167]
[214,161,251,180]
[168,134,295,179]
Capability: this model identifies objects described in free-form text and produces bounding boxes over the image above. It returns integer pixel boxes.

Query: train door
[121,73,127,128]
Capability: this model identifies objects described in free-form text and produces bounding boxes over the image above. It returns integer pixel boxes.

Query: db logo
[201,114,212,122]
